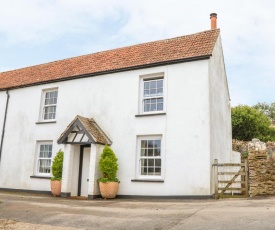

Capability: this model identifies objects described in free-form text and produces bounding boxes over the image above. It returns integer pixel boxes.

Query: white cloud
[0,0,275,105]
[0,0,127,45]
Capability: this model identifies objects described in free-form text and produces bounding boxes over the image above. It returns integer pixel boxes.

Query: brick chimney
[210,13,217,29]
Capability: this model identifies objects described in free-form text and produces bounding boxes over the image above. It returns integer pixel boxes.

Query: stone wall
[232,139,248,153]
[232,139,275,196]
[233,139,275,156]
[248,150,275,196]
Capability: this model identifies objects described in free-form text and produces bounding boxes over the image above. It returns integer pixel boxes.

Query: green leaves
[98,146,119,183]
[253,102,275,125]
[51,149,64,181]
[232,105,275,141]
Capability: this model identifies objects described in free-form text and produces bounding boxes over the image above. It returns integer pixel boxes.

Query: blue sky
[1,0,274,106]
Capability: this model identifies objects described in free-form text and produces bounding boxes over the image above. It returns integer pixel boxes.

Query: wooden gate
[213,159,249,198]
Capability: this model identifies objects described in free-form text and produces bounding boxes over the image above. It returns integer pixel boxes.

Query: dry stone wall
[233,139,275,197]
[232,139,248,154]
[248,150,275,196]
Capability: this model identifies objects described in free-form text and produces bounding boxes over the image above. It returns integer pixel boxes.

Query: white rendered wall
[0,91,7,151]
[0,59,218,196]
[208,35,232,194]
[165,61,211,195]
[209,35,232,162]
[0,87,65,191]
[231,151,241,163]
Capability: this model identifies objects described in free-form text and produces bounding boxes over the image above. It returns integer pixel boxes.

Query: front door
[78,146,91,197]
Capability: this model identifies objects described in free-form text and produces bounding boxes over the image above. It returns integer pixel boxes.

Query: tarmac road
[0,191,275,230]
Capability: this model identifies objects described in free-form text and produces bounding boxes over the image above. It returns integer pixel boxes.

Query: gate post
[214,159,218,199]
[244,159,249,197]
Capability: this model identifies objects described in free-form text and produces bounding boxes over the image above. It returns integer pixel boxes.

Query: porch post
[61,144,75,197]
[87,144,102,199]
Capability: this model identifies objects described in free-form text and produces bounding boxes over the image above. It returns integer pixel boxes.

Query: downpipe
[0,90,10,163]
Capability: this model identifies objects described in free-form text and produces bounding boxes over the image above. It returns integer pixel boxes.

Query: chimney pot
[210,13,217,29]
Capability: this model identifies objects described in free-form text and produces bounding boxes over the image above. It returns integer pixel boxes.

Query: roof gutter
[0,90,10,163]
[0,55,211,91]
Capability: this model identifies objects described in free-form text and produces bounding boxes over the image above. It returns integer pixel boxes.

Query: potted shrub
[50,149,64,196]
[98,146,119,198]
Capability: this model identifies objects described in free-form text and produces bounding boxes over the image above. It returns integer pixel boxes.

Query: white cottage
[0,14,231,198]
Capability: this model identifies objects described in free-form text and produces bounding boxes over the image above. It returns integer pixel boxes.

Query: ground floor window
[137,136,162,177]
[36,142,53,175]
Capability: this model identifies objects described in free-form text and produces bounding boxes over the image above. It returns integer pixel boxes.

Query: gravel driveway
[0,191,275,230]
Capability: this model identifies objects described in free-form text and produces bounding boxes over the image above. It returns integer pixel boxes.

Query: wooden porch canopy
[57,115,111,145]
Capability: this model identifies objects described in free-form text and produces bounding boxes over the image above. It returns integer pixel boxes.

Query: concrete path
[0,192,275,229]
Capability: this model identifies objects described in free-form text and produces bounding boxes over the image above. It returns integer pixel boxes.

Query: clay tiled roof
[0,29,220,90]
[77,115,111,145]
[57,115,111,145]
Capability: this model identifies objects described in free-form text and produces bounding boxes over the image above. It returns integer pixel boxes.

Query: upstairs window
[42,89,58,121]
[142,78,163,113]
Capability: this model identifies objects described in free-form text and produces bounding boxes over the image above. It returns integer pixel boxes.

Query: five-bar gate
[213,159,249,198]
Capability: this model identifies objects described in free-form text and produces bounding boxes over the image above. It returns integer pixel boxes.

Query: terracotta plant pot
[99,181,119,199]
[51,180,62,196]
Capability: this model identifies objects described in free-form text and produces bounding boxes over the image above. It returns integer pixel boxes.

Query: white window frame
[139,73,165,114]
[136,135,163,179]
[35,141,53,176]
[40,88,58,121]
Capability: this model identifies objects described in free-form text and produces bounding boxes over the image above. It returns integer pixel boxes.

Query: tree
[231,105,275,142]
[253,102,275,125]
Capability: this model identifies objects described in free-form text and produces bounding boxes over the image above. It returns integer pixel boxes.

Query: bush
[98,146,119,183]
[232,105,275,142]
[51,149,64,181]
[253,102,275,125]
[263,126,275,142]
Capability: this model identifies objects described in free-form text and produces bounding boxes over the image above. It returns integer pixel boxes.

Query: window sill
[135,113,166,117]
[131,179,164,183]
[30,175,51,179]
[36,121,56,124]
